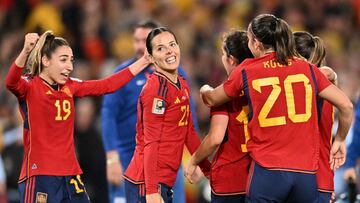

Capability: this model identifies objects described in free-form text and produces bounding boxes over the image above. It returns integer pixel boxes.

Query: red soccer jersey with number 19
[223,53,332,173]
[210,95,251,195]
[6,63,135,182]
[124,71,210,194]
[317,100,334,192]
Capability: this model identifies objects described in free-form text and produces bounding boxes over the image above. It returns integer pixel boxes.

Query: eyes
[59,57,75,63]
[155,42,178,52]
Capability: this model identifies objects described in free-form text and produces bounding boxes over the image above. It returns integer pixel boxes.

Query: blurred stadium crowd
[0,0,359,202]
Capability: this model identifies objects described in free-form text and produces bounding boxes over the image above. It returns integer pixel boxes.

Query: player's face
[133,27,152,58]
[43,46,74,85]
[150,32,180,73]
[247,25,261,58]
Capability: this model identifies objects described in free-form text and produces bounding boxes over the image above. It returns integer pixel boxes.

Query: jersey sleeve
[223,66,244,98]
[5,63,29,99]
[210,104,228,116]
[70,67,134,97]
[142,81,166,194]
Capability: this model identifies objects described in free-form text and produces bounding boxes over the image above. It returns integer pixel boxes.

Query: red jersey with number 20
[124,72,210,194]
[6,63,135,182]
[210,95,251,195]
[223,53,332,173]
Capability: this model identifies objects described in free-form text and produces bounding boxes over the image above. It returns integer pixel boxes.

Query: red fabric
[223,53,332,172]
[317,101,334,192]
[125,72,210,194]
[6,63,134,181]
[209,96,251,195]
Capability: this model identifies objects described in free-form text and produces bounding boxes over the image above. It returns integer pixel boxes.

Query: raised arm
[6,33,39,97]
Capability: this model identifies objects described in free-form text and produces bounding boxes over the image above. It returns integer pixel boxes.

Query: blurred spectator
[74,98,109,203]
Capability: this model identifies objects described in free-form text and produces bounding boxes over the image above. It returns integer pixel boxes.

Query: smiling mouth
[61,73,69,77]
[166,56,176,64]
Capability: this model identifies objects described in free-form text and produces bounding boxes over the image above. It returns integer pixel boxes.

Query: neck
[39,72,55,85]
[262,49,275,56]
[156,68,178,83]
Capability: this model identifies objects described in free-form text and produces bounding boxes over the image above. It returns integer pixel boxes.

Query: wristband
[106,154,119,165]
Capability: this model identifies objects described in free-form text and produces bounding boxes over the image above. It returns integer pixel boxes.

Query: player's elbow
[337,99,354,120]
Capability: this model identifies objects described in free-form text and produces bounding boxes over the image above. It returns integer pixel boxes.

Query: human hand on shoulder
[200,84,214,106]
[319,66,337,84]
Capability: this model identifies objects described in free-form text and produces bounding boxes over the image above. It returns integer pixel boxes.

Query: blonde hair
[27,30,69,76]
[294,31,326,67]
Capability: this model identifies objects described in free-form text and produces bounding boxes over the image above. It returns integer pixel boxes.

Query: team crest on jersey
[45,90,52,95]
[61,87,73,97]
[152,98,165,114]
[36,192,48,203]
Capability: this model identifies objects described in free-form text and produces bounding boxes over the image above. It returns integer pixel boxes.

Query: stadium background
[0,0,359,202]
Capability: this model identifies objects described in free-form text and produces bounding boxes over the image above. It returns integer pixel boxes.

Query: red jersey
[210,95,251,195]
[124,72,210,194]
[5,63,134,182]
[223,53,332,172]
[317,100,334,192]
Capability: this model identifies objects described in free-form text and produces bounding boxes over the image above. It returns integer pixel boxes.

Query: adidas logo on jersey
[174,97,181,104]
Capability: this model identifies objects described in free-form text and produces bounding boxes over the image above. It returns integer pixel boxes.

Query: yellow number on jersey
[55,100,71,121]
[252,74,312,127]
[236,105,250,152]
[178,105,190,126]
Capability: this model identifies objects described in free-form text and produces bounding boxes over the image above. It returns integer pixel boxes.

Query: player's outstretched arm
[128,50,151,76]
[200,84,231,107]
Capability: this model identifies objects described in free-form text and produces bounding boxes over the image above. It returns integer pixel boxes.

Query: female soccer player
[199,14,353,202]
[123,27,211,203]
[294,31,337,203]
[6,31,151,203]
[185,30,253,203]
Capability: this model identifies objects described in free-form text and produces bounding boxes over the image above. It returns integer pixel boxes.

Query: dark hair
[146,27,178,55]
[135,20,161,30]
[223,30,253,64]
[293,31,326,67]
[250,14,299,65]
[27,30,69,75]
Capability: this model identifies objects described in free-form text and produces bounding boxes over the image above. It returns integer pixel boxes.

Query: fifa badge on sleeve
[152,98,165,114]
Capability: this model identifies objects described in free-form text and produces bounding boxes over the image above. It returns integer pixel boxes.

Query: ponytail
[294,31,326,67]
[273,18,299,65]
[309,36,326,67]
[27,30,69,76]
[250,14,299,65]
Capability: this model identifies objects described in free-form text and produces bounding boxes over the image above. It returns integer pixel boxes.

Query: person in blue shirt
[344,98,360,175]
[101,20,199,203]
[334,97,360,196]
